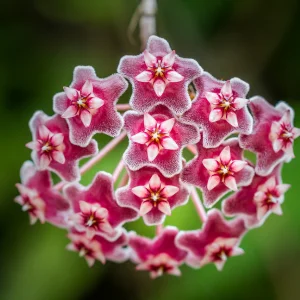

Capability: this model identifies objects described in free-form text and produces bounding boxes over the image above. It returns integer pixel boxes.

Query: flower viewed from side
[176,209,246,270]
[116,167,189,225]
[15,161,69,226]
[240,97,299,176]
[54,66,126,147]
[123,105,199,177]
[182,72,253,148]
[182,136,254,207]
[129,227,187,278]
[118,35,202,114]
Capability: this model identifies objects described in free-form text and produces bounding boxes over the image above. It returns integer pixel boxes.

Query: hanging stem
[116,104,131,111]
[118,172,129,187]
[190,187,207,223]
[187,144,197,155]
[156,224,163,235]
[112,158,125,183]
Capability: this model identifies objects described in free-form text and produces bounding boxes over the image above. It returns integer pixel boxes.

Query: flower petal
[79,201,91,214]
[131,132,149,144]
[230,160,247,173]
[226,111,238,127]
[161,185,179,198]
[144,113,157,130]
[276,184,291,195]
[160,118,175,134]
[38,125,51,140]
[39,154,51,169]
[135,71,153,82]
[149,174,161,191]
[272,204,283,215]
[62,105,78,119]
[132,186,149,198]
[80,110,92,127]
[51,133,64,146]
[99,222,114,234]
[158,201,171,216]
[292,127,300,139]
[153,79,166,97]
[202,159,219,172]
[233,97,248,110]
[165,71,183,82]
[221,80,232,98]
[52,150,65,164]
[147,144,159,162]
[162,50,176,67]
[284,142,295,158]
[206,92,220,105]
[220,146,231,165]
[224,176,238,191]
[139,201,153,216]
[81,80,93,96]
[209,109,223,123]
[273,139,283,152]
[143,50,157,68]
[231,247,245,257]
[88,97,104,109]
[207,175,221,190]
[161,137,179,150]
[63,86,78,101]
[26,141,38,150]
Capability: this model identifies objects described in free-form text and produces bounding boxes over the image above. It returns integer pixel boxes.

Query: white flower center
[41,144,52,152]
[221,166,229,174]
[22,203,32,211]
[86,215,96,227]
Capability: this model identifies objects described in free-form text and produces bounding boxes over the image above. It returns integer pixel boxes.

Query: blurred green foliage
[1,0,300,299]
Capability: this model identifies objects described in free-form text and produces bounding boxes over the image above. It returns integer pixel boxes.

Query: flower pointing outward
[175,209,246,270]
[129,227,187,279]
[27,111,98,182]
[118,35,203,114]
[67,230,129,267]
[64,172,138,241]
[182,72,252,148]
[131,113,179,162]
[15,161,69,227]
[116,167,190,225]
[54,66,126,147]
[62,80,104,127]
[26,125,65,169]
[206,80,249,127]
[182,135,254,207]
[135,50,184,97]
[240,97,299,176]
[202,146,247,191]
[124,105,200,177]
[132,173,179,217]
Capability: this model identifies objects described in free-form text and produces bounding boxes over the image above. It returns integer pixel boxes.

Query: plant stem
[187,144,197,155]
[116,104,131,111]
[190,187,207,223]
[112,158,125,183]
[156,224,163,235]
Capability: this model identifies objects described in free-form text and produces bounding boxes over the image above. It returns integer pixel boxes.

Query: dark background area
[0,0,300,299]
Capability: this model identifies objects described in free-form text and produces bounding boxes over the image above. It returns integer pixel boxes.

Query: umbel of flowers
[16,36,299,278]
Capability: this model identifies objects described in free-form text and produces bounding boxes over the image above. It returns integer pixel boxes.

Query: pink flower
[182,135,254,207]
[123,105,199,177]
[66,229,129,267]
[118,35,202,114]
[129,227,187,279]
[26,111,98,182]
[240,97,299,176]
[223,164,290,228]
[176,209,246,270]
[64,172,138,241]
[54,66,126,147]
[182,72,253,148]
[15,161,69,226]
[116,167,190,225]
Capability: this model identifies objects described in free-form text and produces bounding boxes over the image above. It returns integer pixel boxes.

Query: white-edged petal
[161,137,178,150]
[80,110,92,127]
[221,80,232,98]
[135,71,153,82]
[220,146,231,165]
[162,185,179,198]
[160,118,175,134]
[51,133,64,146]
[147,144,159,162]
[153,79,166,97]
[131,132,149,144]
[63,86,78,101]
[162,50,176,67]
[144,113,157,130]
[273,139,283,152]
[224,176,238,191]
[143,50,157,68]
[139,201,153,216]
[38,125,51,140]
[233,97,248,110]
[206,92,220,105]
[132,186,149,198]
[230,160,247,173]
[88,97,104,109]
[158,201,171,216]
[209,109,223,123]
[149,173,161,190]
[226,111,238,127]
[81,80,93,96]
[207,175,220,190]
[165,71,183,82]
[39,154,51,169]
[202,159,219,172]
[52,151,65,164]
[62,105,78,119]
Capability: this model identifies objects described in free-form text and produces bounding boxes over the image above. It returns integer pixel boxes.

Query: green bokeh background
[1,0,300,299]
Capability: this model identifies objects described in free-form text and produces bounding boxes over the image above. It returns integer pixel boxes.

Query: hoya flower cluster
[16,36,299,278]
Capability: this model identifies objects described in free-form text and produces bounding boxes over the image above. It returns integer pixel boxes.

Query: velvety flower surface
[53,66,126,147]
[222,164,290,228]
[67,229,129,267]
[118,35,202,114]
[116,167,190,225]
[176,209,246,270]
[64,172,138,241]
[123,105,199,177]
[15,161,69,226]
[27,111,98,182]
[182,136,254,207]
[129,226,187,278]
[240,97,300,176]
[182,72,252,148]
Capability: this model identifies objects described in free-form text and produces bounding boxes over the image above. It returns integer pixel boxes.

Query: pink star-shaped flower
[53,66,126,147]
[15,161,69,226]
[240,96,300,176]
[116,167,190,225]
[182,72,253,148]
[182,136,254,207]
[66,229,129,267]
[26,111,98,182]
[175,209,246,270]
[118,35,202,114]
[223,164,290,228]
[129,227,187,279]
[123,105,200,177]
[63,172,138,241]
